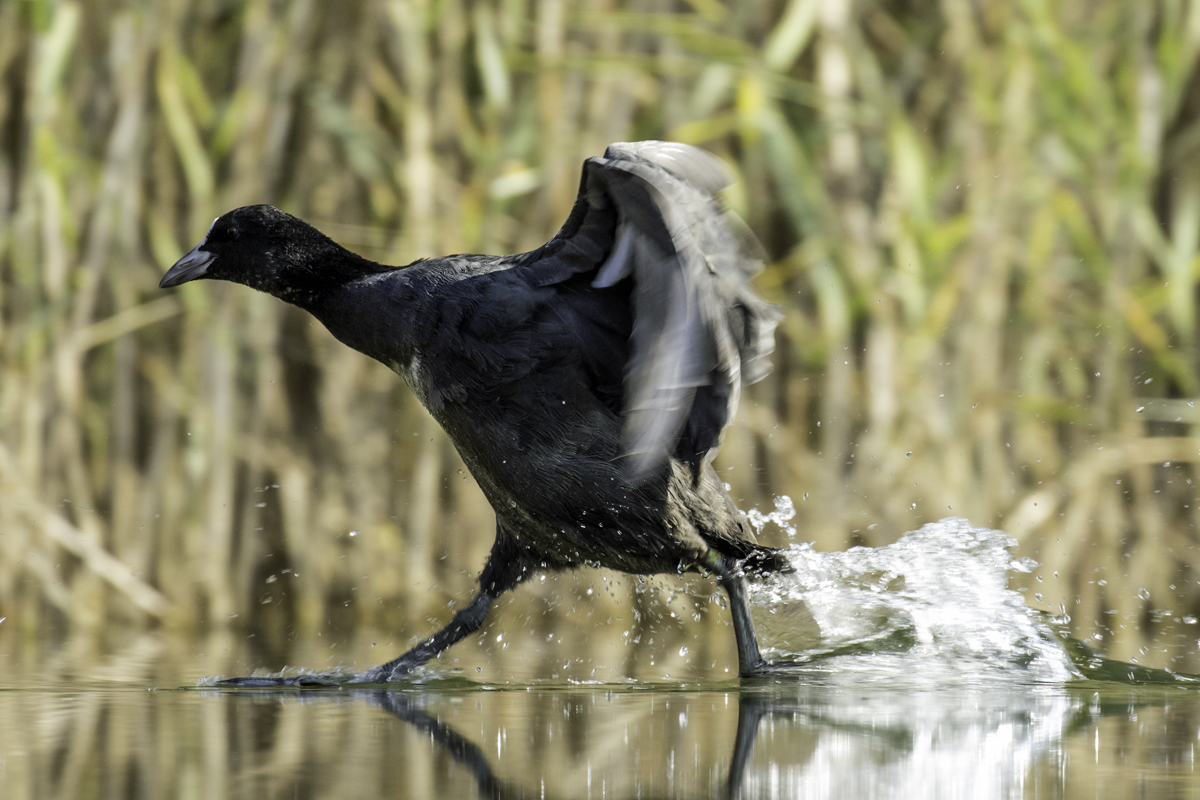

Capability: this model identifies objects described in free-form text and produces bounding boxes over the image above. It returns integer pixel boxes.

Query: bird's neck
[307,268,422,373]
[264,246,391,311]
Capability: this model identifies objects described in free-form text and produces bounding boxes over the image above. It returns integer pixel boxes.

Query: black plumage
[161,141,788,683]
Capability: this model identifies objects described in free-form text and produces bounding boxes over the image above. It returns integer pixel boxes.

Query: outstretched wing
[519,141,779,478]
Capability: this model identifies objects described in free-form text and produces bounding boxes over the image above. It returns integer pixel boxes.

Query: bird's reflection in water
[210,677,1199,800]
[363,691,513,799]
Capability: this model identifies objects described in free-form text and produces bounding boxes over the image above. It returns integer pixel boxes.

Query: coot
[161,141,788,684]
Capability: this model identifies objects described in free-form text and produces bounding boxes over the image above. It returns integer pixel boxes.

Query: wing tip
[602,141,733,196]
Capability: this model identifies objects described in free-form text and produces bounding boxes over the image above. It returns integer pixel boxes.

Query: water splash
[747,495,796,541]
[749,515,1077,685]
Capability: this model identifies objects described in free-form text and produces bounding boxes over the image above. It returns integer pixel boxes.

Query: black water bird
[162,141,788,683]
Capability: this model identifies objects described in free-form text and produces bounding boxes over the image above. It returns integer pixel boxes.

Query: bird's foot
[347,666,390,684]
[213,673,346,688]
[212,652,426,688]
[739,655,809,678]
[348,656,421,684]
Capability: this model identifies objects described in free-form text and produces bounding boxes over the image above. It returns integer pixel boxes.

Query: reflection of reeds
[2,636,1196,800]
[2,0,1199,668]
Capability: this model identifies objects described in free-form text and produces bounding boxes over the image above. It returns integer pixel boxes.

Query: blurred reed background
[3,0,1200,671]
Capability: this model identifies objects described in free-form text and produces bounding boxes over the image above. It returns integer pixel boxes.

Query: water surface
[3,518,1199,799]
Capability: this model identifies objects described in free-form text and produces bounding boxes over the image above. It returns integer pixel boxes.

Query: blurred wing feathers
[524,141,779,477]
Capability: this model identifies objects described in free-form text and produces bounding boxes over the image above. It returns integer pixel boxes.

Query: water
[750,517,1077,685]
[3,517,1200,798]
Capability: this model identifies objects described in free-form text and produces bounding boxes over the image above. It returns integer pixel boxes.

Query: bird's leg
[706,551,768,677]
[353,591,497,682]
[213,524,527,688]
[354,523,529,683]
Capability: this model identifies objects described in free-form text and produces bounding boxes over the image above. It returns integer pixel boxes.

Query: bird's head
[160,205,366,306]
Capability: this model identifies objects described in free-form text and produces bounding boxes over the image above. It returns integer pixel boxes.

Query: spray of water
[747,504,1077,685]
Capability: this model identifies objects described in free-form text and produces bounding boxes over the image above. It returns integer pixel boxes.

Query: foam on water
[748,507,1077,685]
